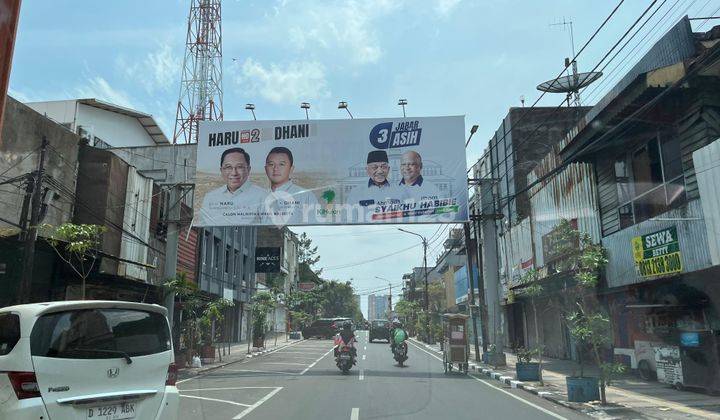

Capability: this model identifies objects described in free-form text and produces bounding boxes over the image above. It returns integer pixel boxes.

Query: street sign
[255,247,281,273]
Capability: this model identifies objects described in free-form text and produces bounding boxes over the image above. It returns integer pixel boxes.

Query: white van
[0,300,179,420]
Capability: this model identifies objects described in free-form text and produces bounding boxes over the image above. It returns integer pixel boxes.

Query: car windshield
[3,2,720,420]
[30,309,171,359]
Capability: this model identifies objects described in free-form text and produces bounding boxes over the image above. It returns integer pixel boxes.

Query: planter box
[200,345,216,360]
[174,352,187,368]
[483,352,507,367]
[566,376,600,402]
[253,337,265,348]
[516,362,540,381]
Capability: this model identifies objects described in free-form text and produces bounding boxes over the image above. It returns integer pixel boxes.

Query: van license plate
[87,402,136,419]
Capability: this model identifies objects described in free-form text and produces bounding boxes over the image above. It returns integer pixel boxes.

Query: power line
[0,146,40,179]
[488,0,662,202]
[322,243,422,271]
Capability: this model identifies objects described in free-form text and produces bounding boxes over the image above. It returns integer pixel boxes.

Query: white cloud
[75,76,135,108]
[233,58,330,104]
[117,43,181,94]
[281,0,405,65]
[435,0,462,17]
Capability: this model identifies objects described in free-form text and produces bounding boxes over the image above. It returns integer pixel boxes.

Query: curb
[178,339,306,379]
[408,337,588,414]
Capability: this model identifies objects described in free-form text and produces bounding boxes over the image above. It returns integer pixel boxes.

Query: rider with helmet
[389,318,408,353]
[334,321,357,361]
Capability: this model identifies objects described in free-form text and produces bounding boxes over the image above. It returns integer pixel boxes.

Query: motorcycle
[393,341,408,366]
[336,344,355,373]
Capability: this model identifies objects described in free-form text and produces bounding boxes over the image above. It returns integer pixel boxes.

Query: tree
[251,291,276,346]
[395,299,420,336]
[297,232,322,276]
[43,223,106,299]
[551,219,624,404]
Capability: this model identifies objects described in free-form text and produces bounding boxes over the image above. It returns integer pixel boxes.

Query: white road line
[176,340,309,384]
[264,362,308,366]
[363,346,367,351]
[300,347,335,375]
[362,355,366,360]
[180,387,279,392]
[232,387,283,420]
[351,407,359,420]
[179,394,251,407]
[469,376,567,420]
[222,368,298,375]
[359,369,364,380]
[406,340,568,420]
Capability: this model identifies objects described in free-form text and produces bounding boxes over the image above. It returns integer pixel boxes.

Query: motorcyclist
[389,318,403,353]
[391,320,409,355]
[334,321,357,362]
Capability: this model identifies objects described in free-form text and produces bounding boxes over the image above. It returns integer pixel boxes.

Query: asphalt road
[176,331,588,420]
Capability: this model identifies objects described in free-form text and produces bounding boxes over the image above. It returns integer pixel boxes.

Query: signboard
[454,265,478,304]
[255,247,281,273]
[631,226,682,278]
[654,346,683,386]
[194,117,468,226]
[542,219,578,264]
[680,332,699,347]
[297,282,316,291]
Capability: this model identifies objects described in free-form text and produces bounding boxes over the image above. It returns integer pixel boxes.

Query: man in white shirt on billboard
[261,146,320,225]
[398,150,442,201]
[199,147,267,225]
[346,150,408,222]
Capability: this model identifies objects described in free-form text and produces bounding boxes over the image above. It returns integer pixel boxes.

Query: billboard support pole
[463,222,481,362]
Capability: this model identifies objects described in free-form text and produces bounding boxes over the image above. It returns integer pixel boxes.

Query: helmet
[342,320,352,330]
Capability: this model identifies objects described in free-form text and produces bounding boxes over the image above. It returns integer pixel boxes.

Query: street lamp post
[338,101,353,119]
[301,102,310,120]
[375,276,392,316]
[245,103,256,120]
[397,228,429,342]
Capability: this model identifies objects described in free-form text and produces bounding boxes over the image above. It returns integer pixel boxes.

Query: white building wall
[25,100,78,127]
[76,104,156,147]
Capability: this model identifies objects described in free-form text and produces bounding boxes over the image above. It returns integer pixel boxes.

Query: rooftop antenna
[546,17,596,106]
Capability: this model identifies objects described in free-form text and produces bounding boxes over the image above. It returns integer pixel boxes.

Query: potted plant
[551,220,625,404]
[484,343,507,367]
[515,347,541,381]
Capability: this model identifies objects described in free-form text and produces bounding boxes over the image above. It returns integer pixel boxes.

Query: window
[213,237,221,267]
[0,313,20,355]
[31,309,171,359]
[615,135,686,228]
[225,245,231,273]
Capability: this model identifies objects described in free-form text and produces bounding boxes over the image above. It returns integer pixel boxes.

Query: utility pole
[398,227,430,342]
[463,222,481,362]
[19,136,48,304]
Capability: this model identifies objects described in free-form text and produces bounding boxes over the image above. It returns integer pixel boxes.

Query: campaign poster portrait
[194,116,469,226]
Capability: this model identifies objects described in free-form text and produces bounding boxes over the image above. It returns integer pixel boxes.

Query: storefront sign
[631,226,682,278]
[255,247,281,273]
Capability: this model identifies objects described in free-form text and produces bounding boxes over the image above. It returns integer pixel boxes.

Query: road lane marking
[351,407,359,420]
[264,362,309,366]
[180,387,279,391]
[362,355,366,360]
[300,347,335,375]
[180,394,251,407]
[176,339,308,384]
[359,369,364,380]
[363,346,367,350]
[232,387,283,420]
[406,340,568,420]
[223,368,298,375]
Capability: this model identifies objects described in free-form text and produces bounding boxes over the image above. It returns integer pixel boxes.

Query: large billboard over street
[194,116,468,226]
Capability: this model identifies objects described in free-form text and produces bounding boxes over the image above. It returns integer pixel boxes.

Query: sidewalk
[178,332,304,381]
[412,338,720,419]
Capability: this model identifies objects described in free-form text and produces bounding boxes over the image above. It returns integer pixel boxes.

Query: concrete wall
[0,96,79,231]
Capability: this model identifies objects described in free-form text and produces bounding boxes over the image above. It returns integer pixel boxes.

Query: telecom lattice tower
[173,0,223,144]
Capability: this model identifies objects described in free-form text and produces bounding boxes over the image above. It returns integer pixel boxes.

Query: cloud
[233,58,330,104]
[117,43,181,94]
[75,76,135,109]
[435,0,461,17]
[280,0,405,65]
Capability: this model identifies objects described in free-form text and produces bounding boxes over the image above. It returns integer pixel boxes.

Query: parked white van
[0,300,179,420]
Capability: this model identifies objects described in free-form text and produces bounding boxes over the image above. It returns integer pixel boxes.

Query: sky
[9,0,719,318]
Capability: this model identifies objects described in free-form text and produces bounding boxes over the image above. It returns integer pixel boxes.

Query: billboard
[194,117,468,226]
[631,226,682,278]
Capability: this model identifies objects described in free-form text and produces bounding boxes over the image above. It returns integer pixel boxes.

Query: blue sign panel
[680,332,699,347]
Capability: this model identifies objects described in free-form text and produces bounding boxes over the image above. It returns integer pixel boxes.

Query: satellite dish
[537,71,603,93]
